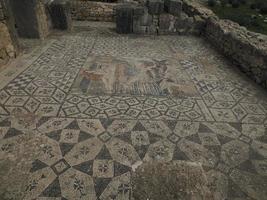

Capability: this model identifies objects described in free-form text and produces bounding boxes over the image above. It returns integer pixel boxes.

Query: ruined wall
[116,0,206,35]
[71,0,116,21]
[0,0,18,66]
[134,11,205,35]
[205,18,267,88]
[181,0,267,89]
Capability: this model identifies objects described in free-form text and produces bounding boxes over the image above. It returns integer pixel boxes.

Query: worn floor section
[0,21,267,200]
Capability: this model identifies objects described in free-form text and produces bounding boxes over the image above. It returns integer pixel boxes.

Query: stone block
[147,23,158,34]
[147,0,164,15]
[167,0,182,16]
[159,14,176,33]
[10,0,38,38]
[164,0,170,12]
[133,6,145,17]
[174,13,194,34]
[115,5,134,34]
[0,9,4,20]
[133,20,147,34]
[50,0,72,30]
[174,12,187,28]
[137,8,153,26]
[10,0,49,38]
[193,15,205,34]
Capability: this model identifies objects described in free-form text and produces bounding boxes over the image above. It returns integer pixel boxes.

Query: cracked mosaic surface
[0,22,267,200]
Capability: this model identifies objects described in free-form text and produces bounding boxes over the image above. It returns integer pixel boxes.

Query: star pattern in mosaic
[1,116,266,199]
[0,22,267,200]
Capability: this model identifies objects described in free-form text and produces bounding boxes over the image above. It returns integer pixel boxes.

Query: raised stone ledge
[205,18,267,87]
[180,0,267,88]
[207,18,267,50]
[182,0,215,19]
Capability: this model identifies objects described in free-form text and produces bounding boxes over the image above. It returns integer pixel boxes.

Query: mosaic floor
[0,21,267,200]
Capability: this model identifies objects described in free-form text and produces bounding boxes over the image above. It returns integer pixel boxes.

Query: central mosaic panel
[71,55,197,97]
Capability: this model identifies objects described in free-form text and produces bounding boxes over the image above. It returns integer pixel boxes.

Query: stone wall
[0,0,18,66]
[116,0,206,35]
[181,0,267,89]
[71,0,116,21]
[205,18,267,88]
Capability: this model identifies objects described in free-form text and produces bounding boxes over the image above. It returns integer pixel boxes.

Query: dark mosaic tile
[40,178,62,198]
[198,123,213,133]
[36,116,51,127]
[134,145,149,160]
[99,118,114,129]
[132,121,146,131]
[185,133,201,144]
[4,128,24,139]
[216,134,233,145]
[0,117,11,127]
[172,146,189,161]
[114,161,132,177]
[46,130,61,142]
[96,145,112,160]
[73,160,93,176]
[60,143,75,157]
[30,159,48,173]
[78,130,94,142]
[229,122,242,132]
[65,120,80,130]
[94,178,112,197]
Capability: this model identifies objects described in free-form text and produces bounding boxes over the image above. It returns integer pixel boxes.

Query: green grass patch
[208,0,267,35]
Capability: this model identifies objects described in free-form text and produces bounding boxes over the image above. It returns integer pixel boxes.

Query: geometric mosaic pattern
[0,22,267,200]
[1,116,267,199]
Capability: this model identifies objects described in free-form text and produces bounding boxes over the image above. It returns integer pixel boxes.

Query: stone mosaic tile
[0,22,267,199]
